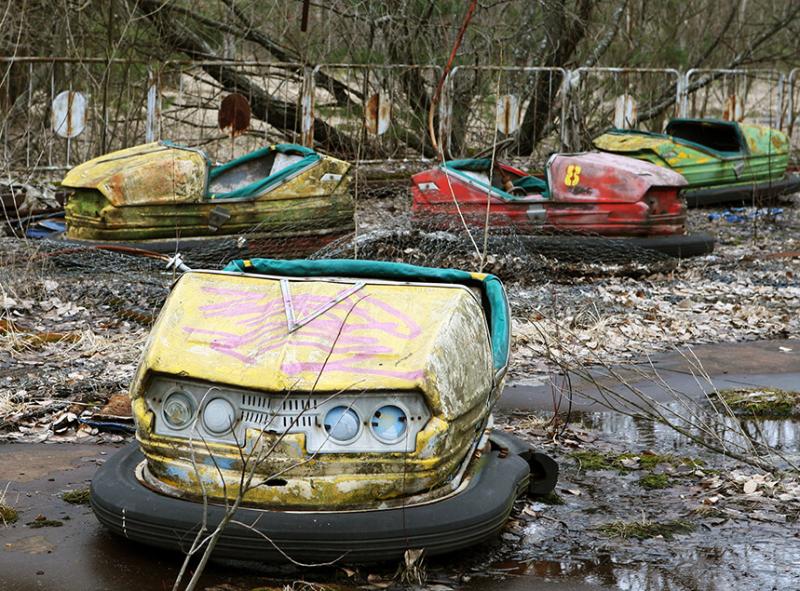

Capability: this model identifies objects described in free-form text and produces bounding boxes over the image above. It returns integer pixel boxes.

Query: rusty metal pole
[101,0,114,154]
[301,0,310,32]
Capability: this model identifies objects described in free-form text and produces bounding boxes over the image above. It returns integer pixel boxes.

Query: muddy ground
[1,195,800,590]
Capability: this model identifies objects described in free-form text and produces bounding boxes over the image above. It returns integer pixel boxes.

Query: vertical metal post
[300,66,315,148]
[559,69,571,151]
[678,72,689,118]
[145,67,161,143]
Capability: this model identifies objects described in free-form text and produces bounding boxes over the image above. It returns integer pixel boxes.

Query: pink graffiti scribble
[183,284,424,380]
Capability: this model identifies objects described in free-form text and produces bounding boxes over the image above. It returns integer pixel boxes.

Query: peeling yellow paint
[130,271,497,508]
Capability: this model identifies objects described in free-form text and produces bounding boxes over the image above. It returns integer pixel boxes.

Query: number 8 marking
[564,164,581,187]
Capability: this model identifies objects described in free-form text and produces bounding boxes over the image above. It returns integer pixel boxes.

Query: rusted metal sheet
[613,93,637,128]
[722,94,744,121]
[218,93,251,136]
[51,90,87,138]
[495,94,520,135]
[365,92,391,135]
[300,67,315,147]
[145,69,161,143]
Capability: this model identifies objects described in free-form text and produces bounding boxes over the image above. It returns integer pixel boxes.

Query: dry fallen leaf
[743,480,758,494]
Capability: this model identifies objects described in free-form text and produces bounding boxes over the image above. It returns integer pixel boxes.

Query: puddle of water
[579,404,800,467]
[465,537,800,591]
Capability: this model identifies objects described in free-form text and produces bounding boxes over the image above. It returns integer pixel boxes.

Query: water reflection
[473,540,800,591]
[579,403,800,466]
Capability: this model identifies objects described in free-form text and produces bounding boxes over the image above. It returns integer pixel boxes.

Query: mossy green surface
[570,451,701,473]
[0,504,18,524]
[27,519,63,528]
[62,489,90,505]
[639,473,671,489]
[597,519,695,540]
[569,451,614,471]
[716,388,799,418]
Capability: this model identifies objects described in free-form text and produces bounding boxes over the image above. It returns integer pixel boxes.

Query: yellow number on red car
[564,164,581,187]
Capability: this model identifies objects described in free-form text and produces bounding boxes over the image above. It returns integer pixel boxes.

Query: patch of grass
[27,519,63,528]
[0,484,17,525]
[569,451,615,471]
[715,387,800,418]
[0,503,18,525]
[571,450,702,473]
[536,491,565,505]
[638,473,671,489]
[62,489,90,505]
[597,518,695,540]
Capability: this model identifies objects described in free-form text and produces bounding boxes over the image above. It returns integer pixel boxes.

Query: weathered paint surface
[52,90,88,139]
[130,272,495,508]
[62,142,353,244]
[593,122,791,190]
[62,142,208,206]
[410,152,687,237]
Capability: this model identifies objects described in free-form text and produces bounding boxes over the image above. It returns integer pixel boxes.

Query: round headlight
[370,405,407,442]
[323,406,360,442]
[162,391,195,429]
[202,398,237,434]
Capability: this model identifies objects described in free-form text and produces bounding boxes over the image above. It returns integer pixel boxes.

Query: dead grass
[62,488,90,504]
[597,517,695,540]
[0,483,18,525]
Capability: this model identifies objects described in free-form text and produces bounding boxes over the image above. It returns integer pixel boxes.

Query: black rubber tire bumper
[684,174,800,207]
[90,431,550,564]
[620,231,715,258]
[516,232,715,259]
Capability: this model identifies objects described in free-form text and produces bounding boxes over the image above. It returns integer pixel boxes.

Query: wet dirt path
[1,340,798,591]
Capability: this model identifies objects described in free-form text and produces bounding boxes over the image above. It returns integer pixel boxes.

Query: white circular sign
[52,91,88,138]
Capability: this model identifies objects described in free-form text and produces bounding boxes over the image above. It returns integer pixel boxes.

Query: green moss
[569,451,615,471]
[571,450,701,473]
[639,473,671,489]
[27,519,63,528]
[597,519,695,540]
[0,504,18,524]
[62,489,90,505]
[715,388,800,418]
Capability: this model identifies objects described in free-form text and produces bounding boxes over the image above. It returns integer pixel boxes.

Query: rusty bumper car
[411,152,714,258]
[90,259,557,563]
[594,118,800,207]
[61,142,354,259]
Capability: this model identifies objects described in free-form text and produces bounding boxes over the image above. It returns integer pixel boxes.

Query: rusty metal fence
[443,66,566,164]
[682,69,785,127]
[0,57,152,173]
[568,68,682,149]
[786,68,800,166]
[1,57,797,176]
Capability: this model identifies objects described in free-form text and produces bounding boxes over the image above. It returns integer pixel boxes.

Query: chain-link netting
[1,179,678,318]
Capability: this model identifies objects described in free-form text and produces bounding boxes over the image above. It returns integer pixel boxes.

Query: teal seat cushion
[443,159,549,200]
[207,144,320,199]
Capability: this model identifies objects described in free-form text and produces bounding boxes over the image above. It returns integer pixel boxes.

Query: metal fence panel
[0,57,151,174]
[309,64,441,162]
[683,69,785,127]
[444,66,566,164]
[152,60,308,164]
[570,67,681,150]
[1,58,798,176]
[786,68,800,166]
